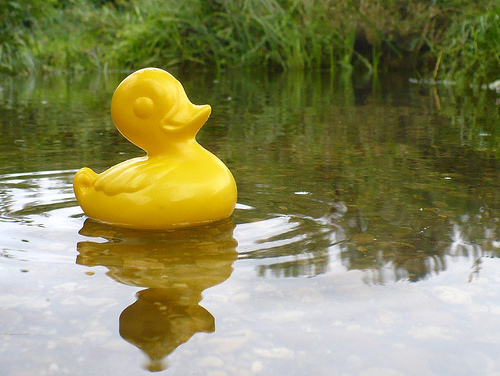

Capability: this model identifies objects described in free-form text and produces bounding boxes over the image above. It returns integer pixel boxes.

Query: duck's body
[73,68,237,230]
[74,145,236,229]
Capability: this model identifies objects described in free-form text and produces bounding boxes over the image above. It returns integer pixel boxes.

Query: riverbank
[1,0,499,83]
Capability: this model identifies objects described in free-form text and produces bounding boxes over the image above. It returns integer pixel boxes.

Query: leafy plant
[0,0,56,73]
[0,0,499,82]
[435,5,500,84]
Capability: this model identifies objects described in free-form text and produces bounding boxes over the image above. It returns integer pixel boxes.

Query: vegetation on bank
[1,0,499,82]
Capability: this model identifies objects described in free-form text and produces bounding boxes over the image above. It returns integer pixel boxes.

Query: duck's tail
[73,167,98,199]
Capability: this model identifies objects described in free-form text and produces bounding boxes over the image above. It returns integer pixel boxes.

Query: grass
[1,0,499,83]
[434,4,500,84]
[0,0,44,74]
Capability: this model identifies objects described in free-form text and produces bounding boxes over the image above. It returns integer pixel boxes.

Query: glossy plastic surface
[73,68,237,229]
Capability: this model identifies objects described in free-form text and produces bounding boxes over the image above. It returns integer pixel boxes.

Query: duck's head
[111,68,211,155]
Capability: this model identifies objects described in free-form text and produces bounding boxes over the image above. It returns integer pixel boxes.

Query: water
[1,70,500,375]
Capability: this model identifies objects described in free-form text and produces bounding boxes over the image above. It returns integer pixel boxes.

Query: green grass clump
[34,0,125,73]
[435,4,500,84]
[1,0,499,83]
[110,0,360,73]
[0,0,56,74]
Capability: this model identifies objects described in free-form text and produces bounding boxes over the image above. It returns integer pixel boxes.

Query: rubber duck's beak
[161,103,211,134]
[190,104,212,130]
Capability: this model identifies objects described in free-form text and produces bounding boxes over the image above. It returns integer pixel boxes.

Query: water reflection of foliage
[238,216,333,278]
[0,73,137,173]
[338,203,453,283]
[1,70,499,283]
[220,71,500,283]
[238,193,500,283]
[332,152,500,284]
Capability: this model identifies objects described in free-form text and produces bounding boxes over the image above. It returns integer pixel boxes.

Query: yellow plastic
[73,68,237,229]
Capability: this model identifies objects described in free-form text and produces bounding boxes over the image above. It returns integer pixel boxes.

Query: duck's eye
[133,97,154,119]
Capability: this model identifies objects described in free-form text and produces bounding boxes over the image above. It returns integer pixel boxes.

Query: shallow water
[1,70,500,375]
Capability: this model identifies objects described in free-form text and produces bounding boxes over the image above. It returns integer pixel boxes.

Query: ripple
[0,170,79,225]
[234,214,340,278]
[0,170,85,266]
[1,170,496,283]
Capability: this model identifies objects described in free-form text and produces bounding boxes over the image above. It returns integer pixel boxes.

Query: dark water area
[1,69,500,375]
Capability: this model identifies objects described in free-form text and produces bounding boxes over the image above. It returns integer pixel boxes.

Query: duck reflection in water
[76,218,238,372]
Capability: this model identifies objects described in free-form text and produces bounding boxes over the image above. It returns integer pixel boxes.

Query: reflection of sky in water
[1,171,500,375]
[0,170,76,220]
[201,260,500,375]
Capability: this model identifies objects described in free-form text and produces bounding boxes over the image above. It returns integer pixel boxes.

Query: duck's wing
[94,158,174,195]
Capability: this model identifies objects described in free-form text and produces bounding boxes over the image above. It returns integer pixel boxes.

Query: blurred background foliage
[0,0,499,83]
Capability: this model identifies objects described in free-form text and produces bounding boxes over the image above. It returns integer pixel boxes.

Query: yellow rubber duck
[73,68,237,230]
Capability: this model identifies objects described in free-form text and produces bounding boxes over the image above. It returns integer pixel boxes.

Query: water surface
[1,70,500,375]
